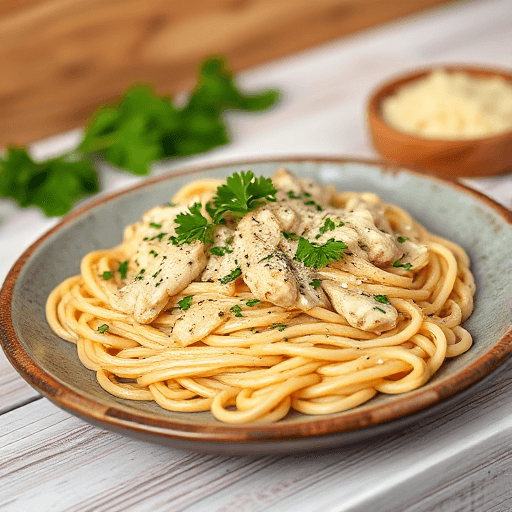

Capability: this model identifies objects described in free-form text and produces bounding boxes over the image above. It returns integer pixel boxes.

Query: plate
[1,157,511,454]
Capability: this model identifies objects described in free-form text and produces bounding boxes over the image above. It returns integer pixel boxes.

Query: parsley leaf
[219,267,241,284]
[173,203,214,245]
[309,278,321,289]
[97,324,109,334]
[102,271,113,280]
[374,295,390,305]
[245,299,260,307]
[271,323,286,332]
[212,171,277,221]
[392,260,413,270]
[319,218,336,234]
[230,304,243,317]
[118,261,128,279]
[294,237,347,269]
[397,236,408,243]
[373,307,386,314]
[0,146,99,217]
[178,296,193,311]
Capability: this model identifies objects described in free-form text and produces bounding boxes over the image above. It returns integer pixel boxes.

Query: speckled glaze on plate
[1,158,511,454]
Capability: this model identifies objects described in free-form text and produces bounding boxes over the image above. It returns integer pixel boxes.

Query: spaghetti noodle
[46,169,475,424]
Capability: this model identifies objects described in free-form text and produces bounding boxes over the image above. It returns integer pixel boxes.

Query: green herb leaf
[149,222,162,229]
[392,259,413,270]
[118,261,128,279]
[294,237,347,269]
[172,203,214,245]
[134,268,146,281]
[374,295,390,305]
[282,231,299,241]
[245,299,260,307]
[230,304,243,317]
[373,307,386,314]
[210,237,233,256]
[309,278,321,289]
[0,146,99,217]
[212,171,277,221]
[319,218,336,234]
[178,295,193,311]
[397,236,408,243]
[219,267,241,284]
[97,324,109,334]
[271,323,286,332]
[102,271,113,280]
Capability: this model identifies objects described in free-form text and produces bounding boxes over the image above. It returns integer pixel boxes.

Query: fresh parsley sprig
[0,57,279,217]
[294,237,347,269]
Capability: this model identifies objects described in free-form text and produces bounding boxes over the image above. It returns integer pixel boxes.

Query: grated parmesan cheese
[381,69,512,139]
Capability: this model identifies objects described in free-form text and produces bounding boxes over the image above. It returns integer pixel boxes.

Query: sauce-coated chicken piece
[322,280,398,332]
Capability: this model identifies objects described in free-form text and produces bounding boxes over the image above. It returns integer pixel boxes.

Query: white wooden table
[2,0,512,510]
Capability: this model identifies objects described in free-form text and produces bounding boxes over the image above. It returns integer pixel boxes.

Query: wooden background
[0,0,451,148]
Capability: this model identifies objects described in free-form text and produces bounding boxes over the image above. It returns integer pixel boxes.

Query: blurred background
[0,0,452,148]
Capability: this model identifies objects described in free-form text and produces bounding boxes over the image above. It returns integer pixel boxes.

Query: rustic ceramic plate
[1,158,511,454]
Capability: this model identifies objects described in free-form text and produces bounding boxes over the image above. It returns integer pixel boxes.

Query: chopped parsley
[373,307,386,314]
[245,299,260,307]
[102,271,113,280]
[397,236,408,243]
[178,296,193,310]
[282,231,300,241]
[152,269,161,278]
[230,304,243,317]
[149,250,159,258]
[210,237,234,256]
[150,232,167,242]
[374,295,390,305]
[271,323,286,332]
[319,218,336,234]
[97,324,109,334]
[309,278,321,289]
[304,200,323,211]
[134,269,146,281]
[219,267,241,284]
[294,237,347,269]
[149,222,162,229]
[259,253,274,262]
[392,260,413,270]
[286,190,302,199]
[118,261,128,279]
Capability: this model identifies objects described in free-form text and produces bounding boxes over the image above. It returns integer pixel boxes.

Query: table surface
[1,0,512,510]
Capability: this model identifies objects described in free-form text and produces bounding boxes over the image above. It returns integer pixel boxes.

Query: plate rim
[1,155,512,446]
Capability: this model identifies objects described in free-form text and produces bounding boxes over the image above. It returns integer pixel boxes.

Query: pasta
[46,169,475,424]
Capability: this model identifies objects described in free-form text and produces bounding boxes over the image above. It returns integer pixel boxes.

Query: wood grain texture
[0,0,451,147]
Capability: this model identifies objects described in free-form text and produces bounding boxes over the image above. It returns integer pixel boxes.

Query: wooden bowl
[367,66,512,178]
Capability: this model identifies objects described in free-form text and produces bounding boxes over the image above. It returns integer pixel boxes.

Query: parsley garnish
[102,271,113,280]
[173,203,214,245]
[220,267,242,284]
[149,250,159,258]
[319,218,336,234]
[309,278,321,289]
[149,222,162,229]
[210,237,234,256]
[271,323,286,332]
[282,231,300,241]
[230,304,243,317]
[211,171,277,221]
[178,296,193,310]
[150,232,167,242]
[373,307,386,314]
[397,236,408,243]
[392,260,412,270]
[294,237,347,269]
[134,269,146,281]
[97,324,109,334]
[304,200,323,211]
[118,261,128,280]
[245,299,260,307]
[374,295,390,305]
[286,190,302,200]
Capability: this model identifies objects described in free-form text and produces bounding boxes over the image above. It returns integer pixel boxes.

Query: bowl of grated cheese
[367,65,512,177]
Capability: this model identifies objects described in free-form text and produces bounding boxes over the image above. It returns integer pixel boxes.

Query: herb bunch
[0,57,279,217]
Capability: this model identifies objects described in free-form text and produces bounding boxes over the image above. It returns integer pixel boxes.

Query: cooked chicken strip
[200,226,237,282]
[110,241,207,324]
[173,299,232,346]
[322,280,398,332]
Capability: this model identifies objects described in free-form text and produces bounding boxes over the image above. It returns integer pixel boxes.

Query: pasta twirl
[46,169,475,424]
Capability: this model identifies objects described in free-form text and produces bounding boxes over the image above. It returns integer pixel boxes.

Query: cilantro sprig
[294,237,348,269]
[0,57,279,217]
